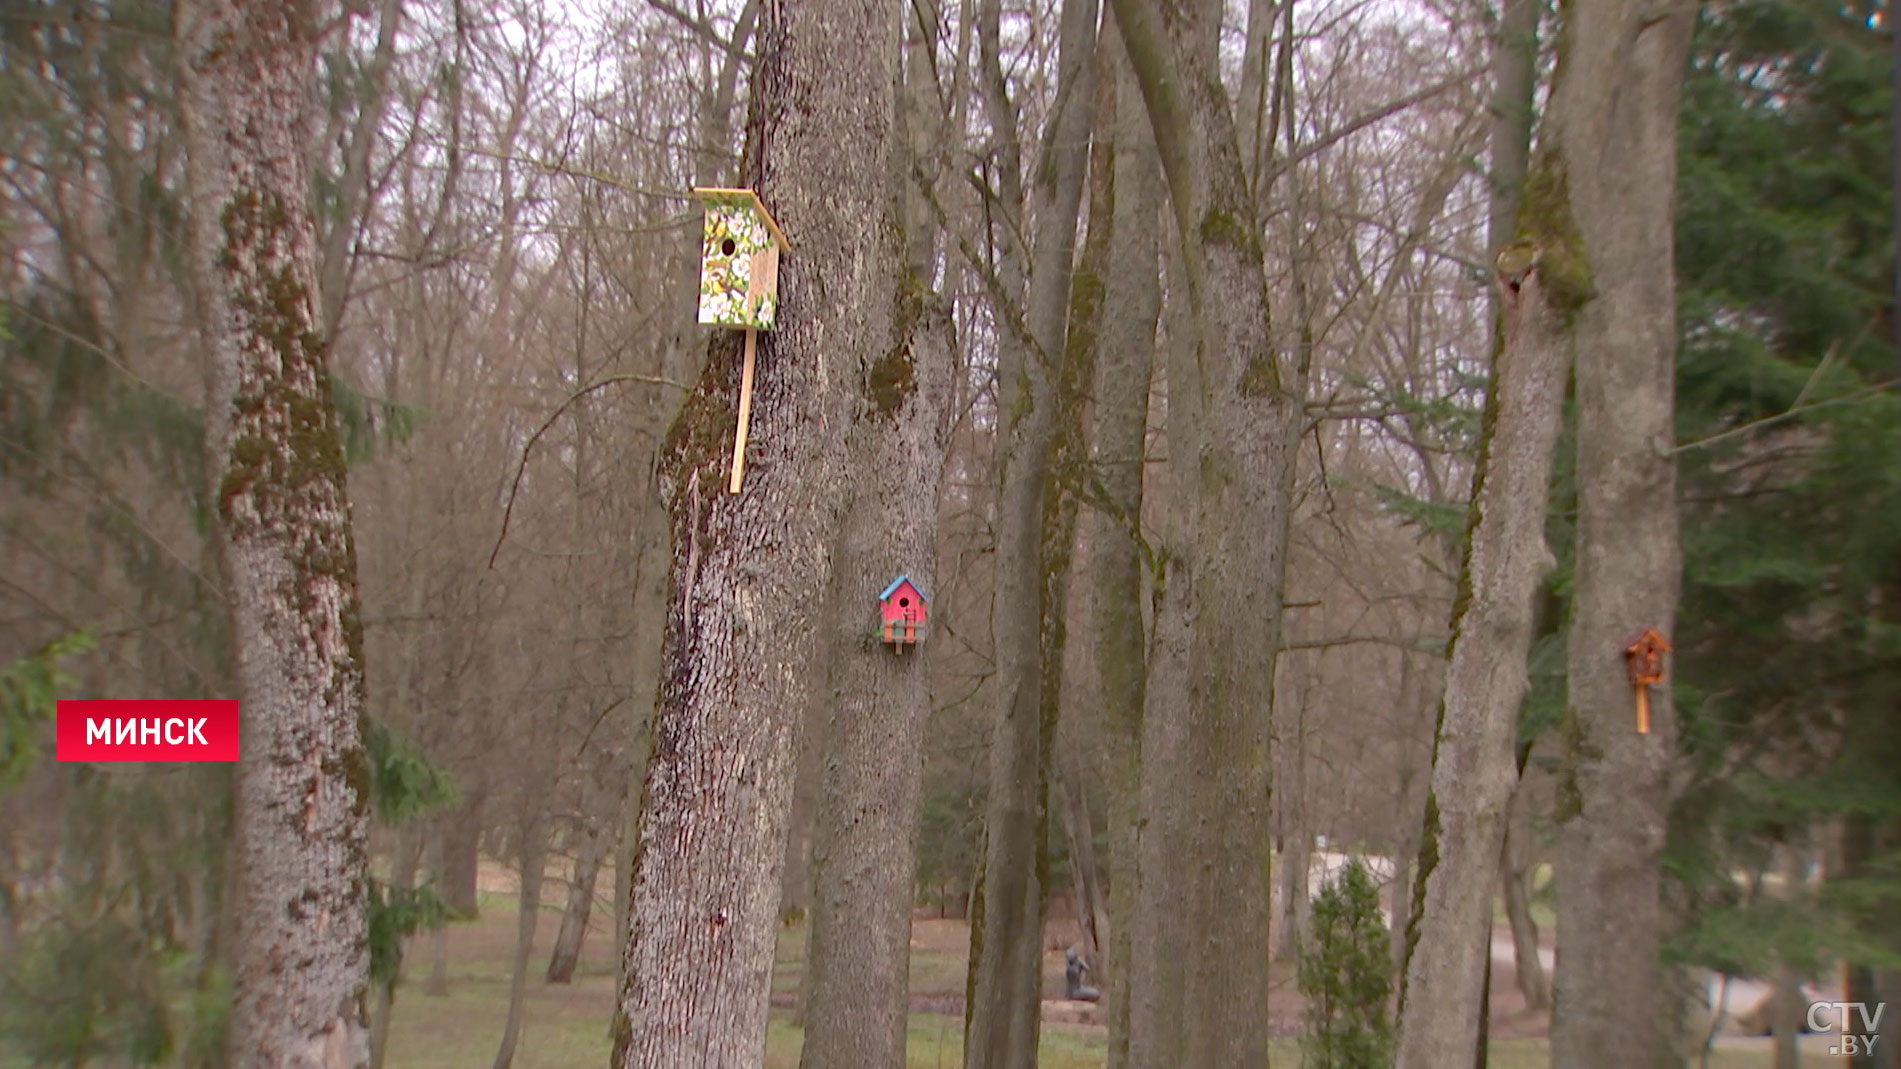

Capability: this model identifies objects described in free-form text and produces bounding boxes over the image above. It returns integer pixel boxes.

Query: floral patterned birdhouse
[879,575,929,649]
[694,187,790,330]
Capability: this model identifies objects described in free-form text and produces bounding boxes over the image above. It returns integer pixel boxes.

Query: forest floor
[371,872,1845,1067]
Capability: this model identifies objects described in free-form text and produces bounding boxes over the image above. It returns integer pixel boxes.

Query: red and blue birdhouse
[879,575,929,649]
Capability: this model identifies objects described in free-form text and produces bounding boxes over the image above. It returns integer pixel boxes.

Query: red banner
[56,701,241,762]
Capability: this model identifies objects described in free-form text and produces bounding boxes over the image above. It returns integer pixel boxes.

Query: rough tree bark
[797,262,954,1068]
[963,0,1100,1059]
[797,43,957,1044]
[1390,0,1560,1052]
[1548,0,1694,1061]
[1045,44,1123,998]
[1489,0,1546,1013]
[1110,0,1307,1053]
[1274,731,1311,963]
[179,2,373,1065]
[609,0,903,1056]
[776,664,826,931]
[1393,252,1573,1068]
[1126,202,1203,1069]
[1277,692,1307,966]
[1388,650,1436,987]
[1089,15,1164,1066]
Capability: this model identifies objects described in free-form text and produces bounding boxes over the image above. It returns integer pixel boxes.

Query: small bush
[1299,857,1395,1069]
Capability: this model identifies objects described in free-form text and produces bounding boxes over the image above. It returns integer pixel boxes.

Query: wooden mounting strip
[729,328,758,494]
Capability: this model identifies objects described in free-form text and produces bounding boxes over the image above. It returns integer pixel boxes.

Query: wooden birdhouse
[879,575,929,648]
[1623,628,1672,734]
[693,188,791,494]
[694,187,790,330]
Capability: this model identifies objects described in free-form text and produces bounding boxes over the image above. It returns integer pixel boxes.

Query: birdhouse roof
[692,187,791,252]
[879,576,928,603]
[1625,628,1672,653]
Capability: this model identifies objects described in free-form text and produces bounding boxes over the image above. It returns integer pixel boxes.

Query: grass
[370,891,1815,1068]
[0,885,1842,1066]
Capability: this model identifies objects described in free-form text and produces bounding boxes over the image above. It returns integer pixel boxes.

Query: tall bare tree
[1544,0,1695,1062]
[1088,16,1164,1068]
[797,20,959,1053]
[1109,0,1309,1055]
[1388,0,1555,1058]
[798,252,956,1069]
[178,0,374,1064]
[1393,140,1574,1069]
[609,0,906,1059]
[963,0,1101,1059]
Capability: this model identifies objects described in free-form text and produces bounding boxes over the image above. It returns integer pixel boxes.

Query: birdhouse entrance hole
[721,238,736,256]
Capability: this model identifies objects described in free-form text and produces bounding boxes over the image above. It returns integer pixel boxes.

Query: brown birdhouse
[1623,628,1672,734]
[879,576,929,649]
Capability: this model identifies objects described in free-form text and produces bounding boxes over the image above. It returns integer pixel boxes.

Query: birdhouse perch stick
[729,327,758,493]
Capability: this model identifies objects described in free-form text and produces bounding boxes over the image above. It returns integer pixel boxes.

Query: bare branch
[489,374,691,569]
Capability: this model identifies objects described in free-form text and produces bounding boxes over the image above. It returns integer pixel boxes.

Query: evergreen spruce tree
[1667,0,1901,1056]
[1301,858,1396,1069]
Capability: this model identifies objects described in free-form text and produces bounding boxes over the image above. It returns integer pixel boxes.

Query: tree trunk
[1058,764,1108,971]
[615,521,667,965]
[1770,842,1805,1069]
[610,0,904,1057]
[1276,807,1312,962]
[1091,15,1163,1068]
[1501,777,1549,1011]
[1843,815,1894,1069]
[1110,0,1306,1054]
[544,818,605,984]
[1393,178,1574,1069]
[423,825,449,997]
[425,918,449,998]
[797,267,954,1069]
[441,797,483,918]
[776,664,826,929]
[1388,651,1435,989]
[179,2,372,1065]
[963,0,1100,1060]
[1549,0,1695,1062]
[1772,967,1802,1069]
[1486,0,1539,272]
[1126,212,1203,1069]
[491,813,547,1069]
[1047,53,1122,993]
[370,830,423,1069]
